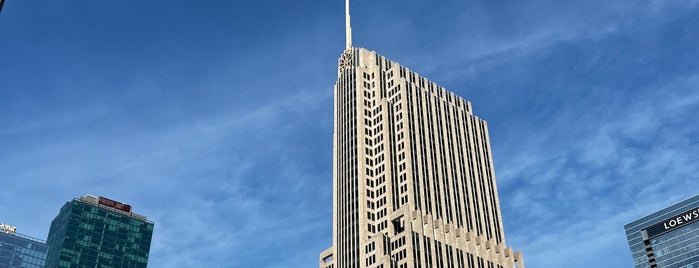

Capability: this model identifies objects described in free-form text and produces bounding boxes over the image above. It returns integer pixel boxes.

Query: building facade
[45,195,154,268]
[319,43,524,268]
[320,3,525,267]
[625,195,699,268]
[0,224,48,268]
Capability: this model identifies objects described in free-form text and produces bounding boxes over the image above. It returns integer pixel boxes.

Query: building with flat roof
[625,195,699,268]
[0,223,48,268]
[319,1,524,267]
[45,194,154,268]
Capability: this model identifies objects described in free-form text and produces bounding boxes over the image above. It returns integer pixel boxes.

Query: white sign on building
[0,223,17,235]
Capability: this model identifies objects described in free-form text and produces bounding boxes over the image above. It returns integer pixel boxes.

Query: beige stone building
[320,2,524,268]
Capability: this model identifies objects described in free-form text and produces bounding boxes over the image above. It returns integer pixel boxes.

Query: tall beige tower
[320,2,524,268]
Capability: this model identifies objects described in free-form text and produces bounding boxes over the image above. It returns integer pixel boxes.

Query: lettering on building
[98,196,132,213]
[644,207,699,239]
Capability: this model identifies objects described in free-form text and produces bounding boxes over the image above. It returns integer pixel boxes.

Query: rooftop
[0,225,47,244]
[76,194,152,223]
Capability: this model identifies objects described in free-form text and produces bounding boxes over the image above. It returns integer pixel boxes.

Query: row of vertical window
[408,232,504,268]
[401,76,502,241]
[337,64,360,268]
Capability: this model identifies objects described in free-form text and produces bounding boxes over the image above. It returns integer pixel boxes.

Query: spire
[345,0,352,49]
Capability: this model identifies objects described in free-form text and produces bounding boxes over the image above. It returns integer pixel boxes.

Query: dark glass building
[45,195,154,268]
[0,224,48,268]
[625,195,699,268]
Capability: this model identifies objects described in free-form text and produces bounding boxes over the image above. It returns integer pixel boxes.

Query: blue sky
[1,0,697,267]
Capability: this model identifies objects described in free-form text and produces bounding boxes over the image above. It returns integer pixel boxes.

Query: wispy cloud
[0,82,333,266]
[494,48,699,268]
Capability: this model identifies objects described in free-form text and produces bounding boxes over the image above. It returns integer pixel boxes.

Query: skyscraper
[319,1,524,268]
[45,194,154,268]
[625,195,699,268]
[0,223,48,268]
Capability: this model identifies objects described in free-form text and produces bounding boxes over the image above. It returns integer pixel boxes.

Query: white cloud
[499,72,699,267]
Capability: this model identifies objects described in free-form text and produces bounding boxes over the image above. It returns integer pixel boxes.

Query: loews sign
[0,223,17,235]
[645,207,699,239]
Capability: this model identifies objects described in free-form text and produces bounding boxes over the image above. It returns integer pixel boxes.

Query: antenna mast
[345,0,352,49]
